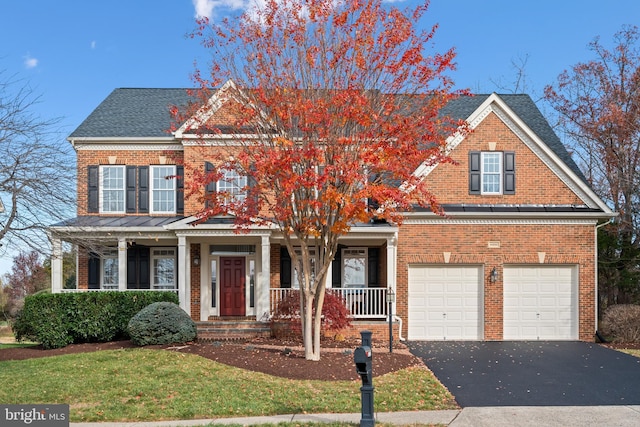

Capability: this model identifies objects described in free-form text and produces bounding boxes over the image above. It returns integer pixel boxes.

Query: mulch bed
[0,337,424,381]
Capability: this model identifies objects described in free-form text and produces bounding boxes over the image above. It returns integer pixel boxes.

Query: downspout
[594,218,613,342]
[393,316,405,341]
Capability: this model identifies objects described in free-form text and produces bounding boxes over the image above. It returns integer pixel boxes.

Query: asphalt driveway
[407,341,640,407]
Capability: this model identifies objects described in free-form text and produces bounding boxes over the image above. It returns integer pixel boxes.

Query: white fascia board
[402,209,617,221]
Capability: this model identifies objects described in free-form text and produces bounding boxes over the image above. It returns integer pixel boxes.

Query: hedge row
[12,291,179,349]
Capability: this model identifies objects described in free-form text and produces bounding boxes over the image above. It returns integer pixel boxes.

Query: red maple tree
[175,0,467,360]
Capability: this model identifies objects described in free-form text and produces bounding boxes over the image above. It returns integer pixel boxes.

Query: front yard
[0,346,457,423]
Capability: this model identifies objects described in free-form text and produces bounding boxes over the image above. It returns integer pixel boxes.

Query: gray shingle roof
[68,89,584,181]
[69,88,195,138]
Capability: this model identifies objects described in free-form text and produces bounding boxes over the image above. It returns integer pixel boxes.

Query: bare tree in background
[0,70,76,255]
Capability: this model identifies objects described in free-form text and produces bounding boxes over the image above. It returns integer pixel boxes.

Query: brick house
[49,88,614,341]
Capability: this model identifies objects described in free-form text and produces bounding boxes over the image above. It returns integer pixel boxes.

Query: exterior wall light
[490,267,498,283]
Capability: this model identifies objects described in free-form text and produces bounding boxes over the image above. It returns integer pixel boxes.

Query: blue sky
[0,0,638,275]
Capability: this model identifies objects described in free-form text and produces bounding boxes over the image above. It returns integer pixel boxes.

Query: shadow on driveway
[408,341,640,407]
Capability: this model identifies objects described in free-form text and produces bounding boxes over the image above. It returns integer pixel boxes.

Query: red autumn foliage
[270,290,352,337]
[174,0,467,359]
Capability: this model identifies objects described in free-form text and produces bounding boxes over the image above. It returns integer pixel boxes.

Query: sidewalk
[70,406,640,427]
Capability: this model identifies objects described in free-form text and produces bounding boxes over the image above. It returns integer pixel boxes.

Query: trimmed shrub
[600,304,640,343]
[270,290,352,338]
[128,302,196,346]
[12,291,178,349]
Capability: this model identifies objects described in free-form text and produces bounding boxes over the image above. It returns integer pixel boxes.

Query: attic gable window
[469,151,515,195]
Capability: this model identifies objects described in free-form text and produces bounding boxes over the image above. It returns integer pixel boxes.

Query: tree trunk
[302,292,316,360]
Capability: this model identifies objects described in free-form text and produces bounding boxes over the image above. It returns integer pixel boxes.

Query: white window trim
[151,247,177,290]
[480,152,503,195]
[342,247,368,288]
[99,165,126,214]
[150,165,177,214]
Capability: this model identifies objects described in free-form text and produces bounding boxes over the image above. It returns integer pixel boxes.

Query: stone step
[196,321,272,342]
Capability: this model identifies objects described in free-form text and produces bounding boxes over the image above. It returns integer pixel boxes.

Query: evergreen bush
[12,291,178,349]
[128,302,197,346]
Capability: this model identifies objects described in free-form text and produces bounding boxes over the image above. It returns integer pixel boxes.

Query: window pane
[218,169,247,203]
[344,257,366,287]
[154,258,175,287]
[101,166,125,212]
[151,166,176,213]
[211,259,217,308]
[103,254,118,289]
[481,153,502,194]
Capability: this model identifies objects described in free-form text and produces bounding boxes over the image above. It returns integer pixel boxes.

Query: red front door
[220,257,246,316]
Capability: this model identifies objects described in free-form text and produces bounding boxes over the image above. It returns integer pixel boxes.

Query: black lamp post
[386,287,395,353]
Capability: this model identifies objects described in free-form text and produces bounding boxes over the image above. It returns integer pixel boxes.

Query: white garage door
[408,266,483,340]
[503,266,578,340]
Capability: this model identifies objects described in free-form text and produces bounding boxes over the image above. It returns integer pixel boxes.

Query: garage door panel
[503,266,578,340]
[408,266,482,340]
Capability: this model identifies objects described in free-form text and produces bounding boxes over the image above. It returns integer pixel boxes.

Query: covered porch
[50,217,399,323]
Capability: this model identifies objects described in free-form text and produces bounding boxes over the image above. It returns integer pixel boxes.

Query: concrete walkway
[70,406,640,426]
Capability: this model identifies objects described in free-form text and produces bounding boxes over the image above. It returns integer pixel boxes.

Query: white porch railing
[269,287,388,319]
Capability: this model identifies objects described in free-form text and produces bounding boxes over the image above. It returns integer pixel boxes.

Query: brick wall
[396,222,595,341]
[77,149,184,216]
[426,112,583,205]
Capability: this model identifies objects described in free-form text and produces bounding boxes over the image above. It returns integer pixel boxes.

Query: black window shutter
[88,252,100,289]
[126,166,137,213]
[88,166,99,213]
[127,246,150,289]
[176,165,184,214]
[503,151,516,194]
[138,247,150,289]
[469,152,481,194]
[127,248,138,289]
[280,247,292,288]
[368,248,379,287]
[138,166,149,213]
[204,161,216,208]
[332,245,343,288]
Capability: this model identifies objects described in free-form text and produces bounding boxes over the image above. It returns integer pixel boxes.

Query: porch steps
[196,320,272,342]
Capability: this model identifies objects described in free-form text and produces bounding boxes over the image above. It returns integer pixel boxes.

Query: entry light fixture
[490,267,498,283]
[193,255,200,266]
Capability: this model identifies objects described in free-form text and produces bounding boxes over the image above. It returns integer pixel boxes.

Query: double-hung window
[151,248,176,289]
[342,248,367,288]
[292,247,317,289]
[481,152,502,194]
[218,169,247,203]
[100,166,125,213]
[150,166,176,213]
[102,249,119,289]
[469,151,515,195]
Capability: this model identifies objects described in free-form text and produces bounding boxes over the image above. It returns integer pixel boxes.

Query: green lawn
[0,348,457,423]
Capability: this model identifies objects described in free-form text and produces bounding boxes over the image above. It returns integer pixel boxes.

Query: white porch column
[118,238,127,291]
[51,237,63,293]
[386,234,398,292]
[178,236,188,313]
[258,235,271,320]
